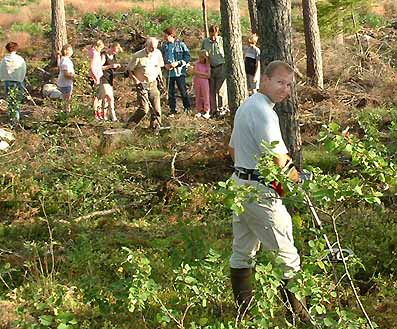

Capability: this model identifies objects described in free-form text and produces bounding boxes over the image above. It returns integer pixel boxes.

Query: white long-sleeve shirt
[0,52,26,82]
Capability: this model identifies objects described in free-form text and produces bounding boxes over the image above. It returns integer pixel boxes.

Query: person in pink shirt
[193,50,211,119]
[88,40,105,120]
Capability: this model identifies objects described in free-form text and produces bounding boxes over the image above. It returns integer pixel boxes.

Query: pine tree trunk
[220,0,248,120]
[51,0,68,67]
[202,0,209,38]
[302,0,323,88]
[247,0,258,34]
[257,0,302,168]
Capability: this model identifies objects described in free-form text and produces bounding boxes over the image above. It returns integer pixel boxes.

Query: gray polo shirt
[229,92,288,170]
[201,36,225,67]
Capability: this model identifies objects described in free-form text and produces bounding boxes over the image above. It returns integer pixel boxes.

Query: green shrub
[359,12,388,28]
[10,22,45,36]
[81,13,115,32]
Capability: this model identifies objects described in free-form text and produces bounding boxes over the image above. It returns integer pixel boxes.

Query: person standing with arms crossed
[228,61,310,322]
[201,25,228,116]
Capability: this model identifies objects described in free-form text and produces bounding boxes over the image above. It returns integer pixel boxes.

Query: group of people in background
[0,24,260,129]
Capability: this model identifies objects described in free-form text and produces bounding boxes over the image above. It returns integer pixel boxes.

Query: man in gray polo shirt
[201,25,228,115]
[228,60,310,322]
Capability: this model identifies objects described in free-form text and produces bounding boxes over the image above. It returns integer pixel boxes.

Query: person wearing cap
[201,24,228,115]
[99,42,123,121]
[126,37,164,132]
[161,27,191,116]
[0,41,26,125]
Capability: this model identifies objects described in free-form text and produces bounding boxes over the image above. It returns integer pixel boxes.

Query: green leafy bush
[81,13,115,32]
[10,22,45,36]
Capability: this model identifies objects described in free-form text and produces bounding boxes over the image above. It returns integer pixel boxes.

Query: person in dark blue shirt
[161,27,191,115]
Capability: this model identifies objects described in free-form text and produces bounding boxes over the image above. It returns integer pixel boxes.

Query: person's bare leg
[63,93,71,112]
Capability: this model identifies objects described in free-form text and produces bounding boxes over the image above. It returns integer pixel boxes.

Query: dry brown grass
[0,0,227,27]
[381,0,397,17]
[0,0,49,29]
[0,32,31,55]
[65,0,221,14]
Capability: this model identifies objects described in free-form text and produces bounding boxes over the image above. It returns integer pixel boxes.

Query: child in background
[192,50,211,119]
[243,34,260,94]
[57,44,74,112]
[88,40,105,120]
[0,41,26,125]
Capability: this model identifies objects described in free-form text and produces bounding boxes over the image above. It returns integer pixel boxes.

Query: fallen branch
[74,208,122,223]
[0,147,22,158]
[171,151,178,178]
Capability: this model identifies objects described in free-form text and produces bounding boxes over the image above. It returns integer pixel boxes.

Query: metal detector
[22,83,37,106]
[303,191,354,263]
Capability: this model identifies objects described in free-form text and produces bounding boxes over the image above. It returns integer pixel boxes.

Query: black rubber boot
[230,268,253,319]
[280,280,311,323]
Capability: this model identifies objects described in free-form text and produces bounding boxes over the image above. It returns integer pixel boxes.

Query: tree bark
[247,0,258,34]
[257,0,302,168]
[302,0,323,88]
[220,0,248,120]
[202,0,209,38]
[50,0,68,67]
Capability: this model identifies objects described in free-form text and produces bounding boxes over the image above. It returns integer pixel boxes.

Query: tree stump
[98,128,133,155]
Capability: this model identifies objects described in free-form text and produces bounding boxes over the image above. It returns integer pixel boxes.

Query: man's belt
[234,168,284,197]
[234,170,262,182]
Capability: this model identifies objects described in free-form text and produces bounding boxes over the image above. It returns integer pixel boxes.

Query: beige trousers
[229,173,301,279]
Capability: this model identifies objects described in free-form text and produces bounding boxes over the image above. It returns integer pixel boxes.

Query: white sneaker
[202,113,210,119]
[195,113,202,118]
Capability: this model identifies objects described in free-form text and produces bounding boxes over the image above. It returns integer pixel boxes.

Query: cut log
[98,128,133,154]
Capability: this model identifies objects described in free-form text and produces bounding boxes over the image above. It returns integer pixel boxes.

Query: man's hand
[165,62,179,70]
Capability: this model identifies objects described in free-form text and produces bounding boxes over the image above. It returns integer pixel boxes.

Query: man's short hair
[5,42,18,53]
[163,27,176,37]
[264,60,294,77]
[209,25,220,34]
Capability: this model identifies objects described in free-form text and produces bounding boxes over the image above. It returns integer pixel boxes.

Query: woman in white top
[0,41,26,125]
[57,44,75,112]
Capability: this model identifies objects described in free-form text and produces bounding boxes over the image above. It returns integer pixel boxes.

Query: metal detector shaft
[303,191,354,262]
[22,85,37,106]
[303,192,335,254]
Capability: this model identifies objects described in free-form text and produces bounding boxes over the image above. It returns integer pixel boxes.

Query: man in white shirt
[127,37,164,131]
[0,41,26,125]
[228,60,310,322]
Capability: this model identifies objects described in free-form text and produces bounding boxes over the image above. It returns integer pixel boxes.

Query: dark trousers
[168,75,190,112]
